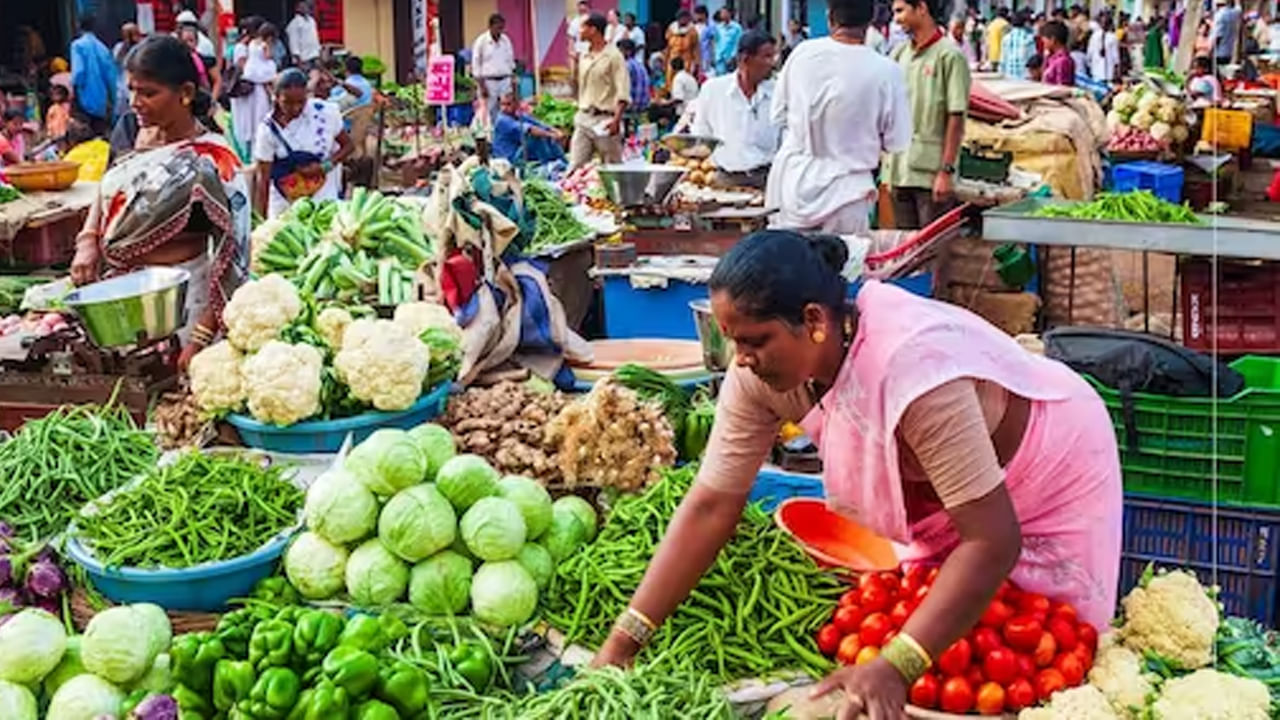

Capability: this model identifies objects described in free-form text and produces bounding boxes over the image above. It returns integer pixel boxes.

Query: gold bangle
[612,608,656,648]
[895,631,933,667]
[627,606,658,632]
[881,634,932,684]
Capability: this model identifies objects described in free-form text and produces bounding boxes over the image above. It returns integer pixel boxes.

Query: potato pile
[668,155,718,187]
[440,381,569,484]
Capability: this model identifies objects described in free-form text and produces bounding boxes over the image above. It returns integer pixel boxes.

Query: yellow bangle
[881,633,932,684]
[896,631,933,667]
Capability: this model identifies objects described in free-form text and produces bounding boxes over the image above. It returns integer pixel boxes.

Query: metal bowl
[598,164,687,207]
[660,134,722,159]
[690,298,735,371]
[65,267,191,348]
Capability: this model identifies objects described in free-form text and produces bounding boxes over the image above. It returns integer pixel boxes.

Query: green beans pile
[75,451,303,568]
[514,660,735,719]
[524,179,592,253]
[386,616,527,719]
[0,403,158,541]
[543,465,845,680]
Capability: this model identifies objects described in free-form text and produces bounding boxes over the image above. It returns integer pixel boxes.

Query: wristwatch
[941,163,957,175]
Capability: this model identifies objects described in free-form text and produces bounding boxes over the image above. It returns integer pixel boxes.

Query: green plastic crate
[1086,355,1280,508]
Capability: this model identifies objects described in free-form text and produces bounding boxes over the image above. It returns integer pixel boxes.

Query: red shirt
[1042,48,1075,86]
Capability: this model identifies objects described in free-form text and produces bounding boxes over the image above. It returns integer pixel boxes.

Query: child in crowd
[45,85,72,141]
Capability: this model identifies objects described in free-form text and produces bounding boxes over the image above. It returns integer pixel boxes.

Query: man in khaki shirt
[570,12,630,169]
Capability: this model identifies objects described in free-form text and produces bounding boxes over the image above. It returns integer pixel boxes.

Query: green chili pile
[524,179,592,254]
[0,403,158,540]
[1031,190,1202,224]
[543,465,845,680]
[75,451,302,568]
[514,659,735,719]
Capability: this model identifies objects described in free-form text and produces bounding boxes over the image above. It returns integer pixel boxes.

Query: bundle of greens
[1031,190,1202,225]
[1216,616,1280,702]
[532,95,576,132]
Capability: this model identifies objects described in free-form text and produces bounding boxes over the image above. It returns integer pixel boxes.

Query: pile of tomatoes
[813,567,1099,715]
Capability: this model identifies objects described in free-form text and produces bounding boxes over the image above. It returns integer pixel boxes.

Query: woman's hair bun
[807,234,849,274]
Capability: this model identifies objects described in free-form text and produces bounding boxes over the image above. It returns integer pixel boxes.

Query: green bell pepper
[213,659,256,712]
[376,660,429,717]
[354,699,401,720]
[338,614,389,654]
[238,666,301,720]
[378,615,408,646]
[173,682,211,719]
[299,679,350,720]
[250,576,300,607]
[249,619,294,671]
[293,610,344,666]
[274,605,307,623]
[216,608,259,659]
[283,688,313,720]
[323,645,380,698]
[448,642,493,692]
[172,632,227,693]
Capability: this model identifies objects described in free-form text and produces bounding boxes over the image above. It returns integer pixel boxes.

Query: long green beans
[543,466,845,681]
[515,660,736,719]
[0,403,158,540]
[75,451,303,568]
[524,179,592,253]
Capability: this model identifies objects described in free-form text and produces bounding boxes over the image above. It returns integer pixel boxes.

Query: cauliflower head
[1172,124,1190,143]
[1150,669,1271,720]
[1019,685,1119,720]
[189,340,245,413]
[334,319,430,411]
[1119,569,1219,670]
[1149,121,1173,143]
[315,307,354,349]
[393,302,462,342]
[223,274,304,352]
[242,340,324,425]
[1106,110,1128,131]
[1136,92,1160,112]
[1088,633,1156,718]
[1130,110,1155,130]
[1113,91,1136,112]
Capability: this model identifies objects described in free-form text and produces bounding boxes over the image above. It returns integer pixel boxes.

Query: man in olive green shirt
[884,0,971,229]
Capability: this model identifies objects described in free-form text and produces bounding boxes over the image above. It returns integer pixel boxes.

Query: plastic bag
[64,140,110,182]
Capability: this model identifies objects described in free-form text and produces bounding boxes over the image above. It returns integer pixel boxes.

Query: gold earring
[812,330,826,344]
[183,97,191,106]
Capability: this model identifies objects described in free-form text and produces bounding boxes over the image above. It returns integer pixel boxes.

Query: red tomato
[1033,632,1057,667]
[838,589,860,608]
[972,626,1003,657]
[910,673,940,709]
[937,638,973,678]
[833,606,864,635]
[882,629,899,646]
[983,647,1019,685]
[855,646,880,665]
[1003,586,1023,608]
[860,584,891,614]
[858,613,892,647]
[994,579,1015,600]
[900,575,921,598]
[1005,678,1036,711]
[1056,652,1086,686]
[980,599,1015,628]
[1015,652,1036,679]
[940,677,975,714]
[1071,642,1094,670]
[975,681,1006,716]
[1035,668,1067,701]
[836,635,862,665]
[1019,592,1052,616]
[1077,623,1099,653]
[925,567,941,586]
[1002,615,1044,652]
[815,624,842,657]
[1048,617,1078,653]
[966,665,986,690]
[904,564,929,586]
[889,600,912,629]
[1050,602,1079,626]
[877,570,902,589]
[858,573,886,592]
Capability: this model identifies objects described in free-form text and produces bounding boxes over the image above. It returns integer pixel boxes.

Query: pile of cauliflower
[188,274,457,425]
[1106,88,1191,148]
[1019,568,1271,720]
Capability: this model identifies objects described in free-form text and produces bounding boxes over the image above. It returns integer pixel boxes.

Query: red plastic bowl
[774,497,899,571]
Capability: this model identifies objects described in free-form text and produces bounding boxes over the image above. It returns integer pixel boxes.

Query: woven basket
[70,585,221,633]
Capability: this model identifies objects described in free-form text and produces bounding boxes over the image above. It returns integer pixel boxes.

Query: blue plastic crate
[601,275,708,340]
[446,103,474,127]
[749,468,825,512]
[1111,161,1185,204]
[1120,495,1280,624]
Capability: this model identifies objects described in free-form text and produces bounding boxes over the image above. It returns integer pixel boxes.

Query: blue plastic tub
[601,276,707,340]
[227,382,451,453]
[65,526,298,611]
[1111,161,1184,204]
[749,468,825,513]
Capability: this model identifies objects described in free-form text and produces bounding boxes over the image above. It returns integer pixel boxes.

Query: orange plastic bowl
[774,497,899,571]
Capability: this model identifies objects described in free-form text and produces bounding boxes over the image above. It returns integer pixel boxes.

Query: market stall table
[0,181,97,267]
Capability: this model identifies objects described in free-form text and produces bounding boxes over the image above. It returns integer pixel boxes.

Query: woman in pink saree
[594,230,1121,719]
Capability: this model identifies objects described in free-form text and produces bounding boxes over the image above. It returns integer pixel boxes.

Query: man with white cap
[175,10,217,62]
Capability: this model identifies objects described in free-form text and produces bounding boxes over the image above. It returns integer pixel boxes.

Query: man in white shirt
[668,57,700,112]
[568,1,592,59]
[285,1,322,67]
[692,31,780,189]
[623,13,646,52]
[766,0,912,234]
[472,13,517,127]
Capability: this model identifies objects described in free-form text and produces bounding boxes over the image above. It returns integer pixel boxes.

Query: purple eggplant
[31,595,59,616]
[24,557,65,599]
[127,694,178,720]
[0,521,16,539]
[0,556,13,587]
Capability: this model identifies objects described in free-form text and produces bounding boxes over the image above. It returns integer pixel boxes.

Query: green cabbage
[516,543,554,590]
[435,454,499,511]
[541,507,588,563]
[378,484,457,562]
[45,674,124,720]
[0,680,36,720]
[407,423,457,481]
[284,531,350,600]
[347,429,428,496]
[496,476,553,540]
[130,652,171,694]
[552,496,598,541]
[82,605,161,685]
[0,608,67,684]
[305,468,380,544]
[470,561,538,627]
[450,534,477,565]
[408,550,473,615]
[43,636,84,698]
[346,539,411,606]
[460,497,527,562]
[133,603,172,658]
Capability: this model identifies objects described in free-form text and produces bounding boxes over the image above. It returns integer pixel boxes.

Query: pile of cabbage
[1106,87,1190,148]
[285,424,598,628]
[0,603,175,719]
